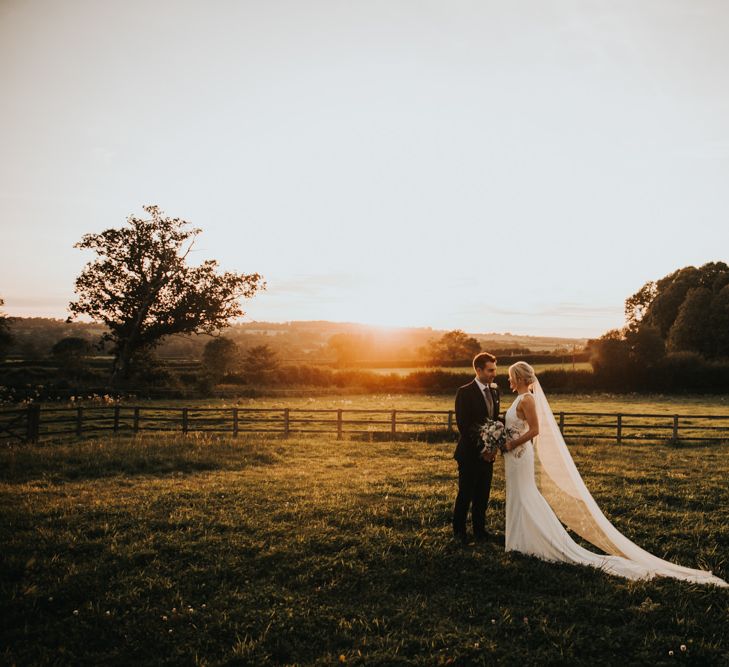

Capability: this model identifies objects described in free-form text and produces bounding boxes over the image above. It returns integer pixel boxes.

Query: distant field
[92,393,729,414]
[1,434,727,665]
[357,362,593,376]
[20,392,729,415]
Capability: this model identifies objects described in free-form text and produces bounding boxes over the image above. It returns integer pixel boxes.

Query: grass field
[27,392,729,413]
[2,433,728,665]
[362,363,594,376]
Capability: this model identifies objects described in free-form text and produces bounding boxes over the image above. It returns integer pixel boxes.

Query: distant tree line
[1,318,576,367]
[4,248,729,400]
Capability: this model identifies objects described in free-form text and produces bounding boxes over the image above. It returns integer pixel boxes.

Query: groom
[453,352,500,544]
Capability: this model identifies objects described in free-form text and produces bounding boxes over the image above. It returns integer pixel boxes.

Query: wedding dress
[503,381,727,586]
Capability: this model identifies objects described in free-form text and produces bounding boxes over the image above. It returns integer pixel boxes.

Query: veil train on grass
[531,380,727,587]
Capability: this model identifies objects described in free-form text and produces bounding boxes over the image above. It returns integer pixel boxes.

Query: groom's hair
[473,352,496,370]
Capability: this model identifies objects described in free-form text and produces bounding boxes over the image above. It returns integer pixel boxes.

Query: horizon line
[4,313,591,342]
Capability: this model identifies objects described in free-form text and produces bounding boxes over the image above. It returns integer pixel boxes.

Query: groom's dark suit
[453,379,500,539]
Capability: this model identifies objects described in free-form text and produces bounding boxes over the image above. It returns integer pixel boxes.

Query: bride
[500,361,727,586]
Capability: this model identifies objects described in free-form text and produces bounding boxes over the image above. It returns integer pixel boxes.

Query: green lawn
[1,433,728,665]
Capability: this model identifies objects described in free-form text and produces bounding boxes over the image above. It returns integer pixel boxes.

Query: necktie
[483,386,493,416]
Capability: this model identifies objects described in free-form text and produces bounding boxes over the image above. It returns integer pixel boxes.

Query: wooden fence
[2,404,729,445]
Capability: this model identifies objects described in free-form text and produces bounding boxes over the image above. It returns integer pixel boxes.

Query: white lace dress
[504,393,656,580]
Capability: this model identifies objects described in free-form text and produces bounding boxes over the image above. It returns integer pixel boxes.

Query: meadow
[2,431,728,665]
[364,363,594,376]
[26,392,729,414]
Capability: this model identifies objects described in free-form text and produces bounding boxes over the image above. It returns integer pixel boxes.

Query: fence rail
[2,404,729,445]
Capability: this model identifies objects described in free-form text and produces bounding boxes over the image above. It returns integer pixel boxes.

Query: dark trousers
[453,459,494,537]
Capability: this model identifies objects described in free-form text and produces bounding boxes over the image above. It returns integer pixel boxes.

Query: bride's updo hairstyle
[509,361,537,388]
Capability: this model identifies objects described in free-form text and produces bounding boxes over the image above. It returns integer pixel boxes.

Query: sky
[1,0,728,337]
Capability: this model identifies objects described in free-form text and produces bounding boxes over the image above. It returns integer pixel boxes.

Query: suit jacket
[454,379,501,463]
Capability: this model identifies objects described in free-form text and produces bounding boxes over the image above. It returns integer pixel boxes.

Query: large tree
[625,261,729,358]
[202,337,240,381]
[68,205,264,385]
[666,287,714,356]
[52,336,92,381]
[242,344,279,383]
[424,329,481,366]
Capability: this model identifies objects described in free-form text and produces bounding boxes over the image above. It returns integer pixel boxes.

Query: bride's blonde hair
[509,361,537,387]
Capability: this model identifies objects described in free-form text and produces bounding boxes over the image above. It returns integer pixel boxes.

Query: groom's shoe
[453,531,470,546]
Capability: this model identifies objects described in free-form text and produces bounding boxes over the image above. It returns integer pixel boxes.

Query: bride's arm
[505,395,540,451]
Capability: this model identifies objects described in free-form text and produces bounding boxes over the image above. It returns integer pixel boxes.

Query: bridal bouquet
[478,419,510,456]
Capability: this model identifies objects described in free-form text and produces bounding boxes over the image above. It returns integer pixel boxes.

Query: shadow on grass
[0,434,283,484]
[2,451,728,665]
[349,429,458,444]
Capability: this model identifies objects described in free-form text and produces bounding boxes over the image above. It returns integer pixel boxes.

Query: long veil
[531,379,727,587]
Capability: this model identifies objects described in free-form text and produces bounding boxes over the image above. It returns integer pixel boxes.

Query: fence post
[616,414,622,445]
[447,410,454,432]
[113,405,120,433]
[76,407,83,437]
[233,408,239,436]
[673,415,679,441]
[133,407,140,433]
[337,409,343,440]
[391,410,397,437]
[26,403,40,443]
[182,408,189,434]
[558,412,565,435]
[283,408,290,438]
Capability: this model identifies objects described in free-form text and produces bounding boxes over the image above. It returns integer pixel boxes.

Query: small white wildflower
[105,611,111,617]
[668,650,674,656]
[491,619,496,624]
[680,645,687,652]
[162,615,168,621]
[73,609,79,616]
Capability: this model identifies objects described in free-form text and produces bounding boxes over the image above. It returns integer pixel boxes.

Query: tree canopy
[242,344,279,383]
[202,337,240,381]
[625,261,729,359]
[51,336,92,379]
[590,261,729,385]
[51,336,91,359]
[68,205,264,384]
[424,330,481,366]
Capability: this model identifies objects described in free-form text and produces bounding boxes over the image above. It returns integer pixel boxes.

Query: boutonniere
[489,383,498,390]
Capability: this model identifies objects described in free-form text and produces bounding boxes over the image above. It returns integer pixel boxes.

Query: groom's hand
[481,451,496,462]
